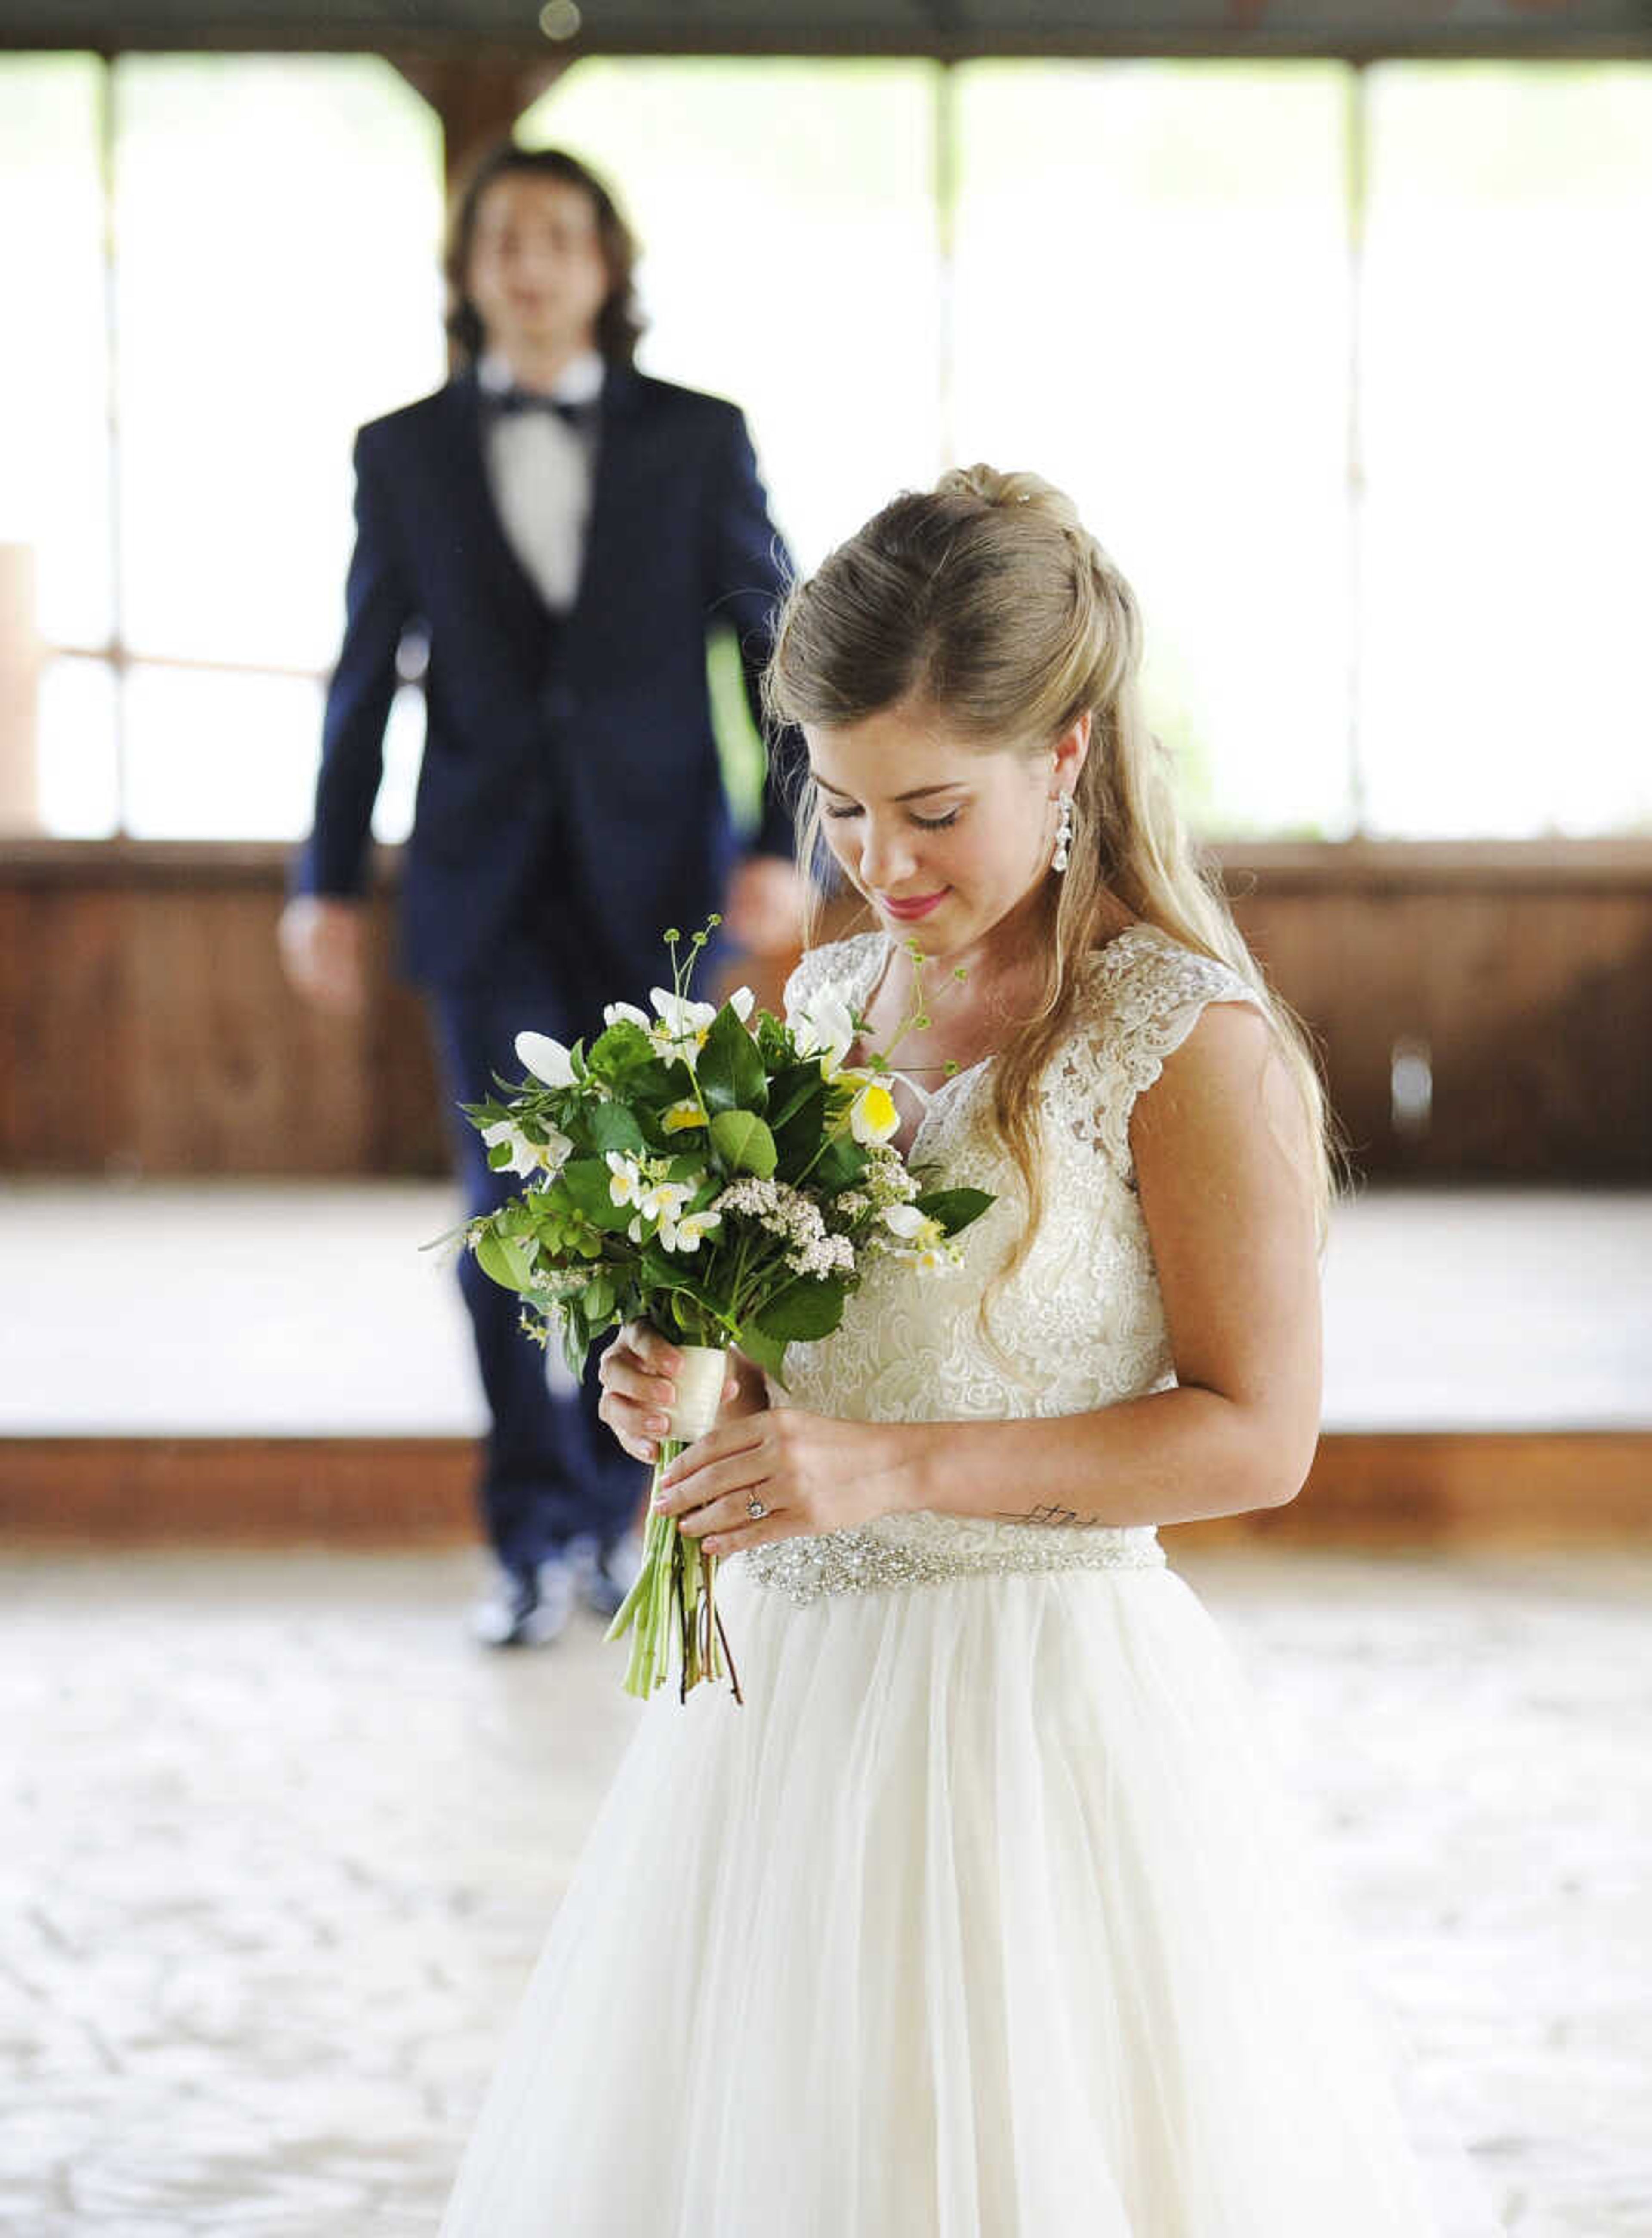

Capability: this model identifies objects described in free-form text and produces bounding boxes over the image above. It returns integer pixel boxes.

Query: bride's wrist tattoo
[992,1503,1108,1530]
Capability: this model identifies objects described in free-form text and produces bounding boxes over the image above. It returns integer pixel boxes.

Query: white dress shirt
[476,347,605,615]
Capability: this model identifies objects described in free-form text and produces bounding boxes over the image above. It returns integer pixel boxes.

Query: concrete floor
[1,1180,1649,1435]
[3,1544,1649,2235]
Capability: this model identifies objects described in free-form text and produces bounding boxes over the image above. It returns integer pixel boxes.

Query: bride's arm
[902,1000,1323,1530]
[650,1002,1321,1553]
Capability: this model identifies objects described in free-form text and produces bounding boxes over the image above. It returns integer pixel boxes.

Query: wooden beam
[390,52,573,187]
[3,1431,1646,1546]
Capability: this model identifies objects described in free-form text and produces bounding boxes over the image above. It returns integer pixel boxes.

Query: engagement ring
[746,1495,769,1520]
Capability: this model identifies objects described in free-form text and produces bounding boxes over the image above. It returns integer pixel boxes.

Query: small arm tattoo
[991,1503,1109,1530]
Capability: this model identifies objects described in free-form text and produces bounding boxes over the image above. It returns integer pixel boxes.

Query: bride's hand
[649,1408,916,1557]
[596,1323,766,1465]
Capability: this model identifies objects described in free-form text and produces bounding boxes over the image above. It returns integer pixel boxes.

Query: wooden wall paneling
[0,882,137,1174]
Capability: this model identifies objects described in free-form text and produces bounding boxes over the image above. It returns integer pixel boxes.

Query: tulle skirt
[438,1556,1500,2237]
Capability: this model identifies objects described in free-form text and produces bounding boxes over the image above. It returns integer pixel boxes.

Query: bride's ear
[1052,711,1091,793]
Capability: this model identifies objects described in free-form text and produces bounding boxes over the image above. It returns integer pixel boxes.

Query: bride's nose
[858,817,918,892]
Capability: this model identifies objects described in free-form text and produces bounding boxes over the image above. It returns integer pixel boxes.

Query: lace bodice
[740,923,1263,1605]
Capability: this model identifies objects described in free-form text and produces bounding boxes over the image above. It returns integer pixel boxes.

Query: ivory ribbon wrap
[666,1345,729,1444]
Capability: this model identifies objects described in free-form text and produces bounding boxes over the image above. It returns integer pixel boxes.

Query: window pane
[1362,65,1652,836]
[954,62,1354,837]
[0,57,114,649]
[36,657,119,837]
[519,60,943,569]
[123,664,323,839]
[113,56,444,673]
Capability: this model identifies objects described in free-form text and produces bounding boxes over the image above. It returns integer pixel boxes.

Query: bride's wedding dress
[438,925,1501,2236]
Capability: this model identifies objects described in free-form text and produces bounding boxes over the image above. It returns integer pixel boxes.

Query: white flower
[659,1207,722,1255]
[636,1177,694,1227]
[881,1200,959,1274]
[482,1119,572,1181]
[602,1000,651,1031]
[662,1097,708,1133]
[795,988,856,1077]
[646,984,755,1055]
[605,1151,645,1208]
[515,1031,577,1088]
[848,1078,901,1147]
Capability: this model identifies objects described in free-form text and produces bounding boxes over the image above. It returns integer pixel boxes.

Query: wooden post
[0,544,42,834]
[391,53,574,190]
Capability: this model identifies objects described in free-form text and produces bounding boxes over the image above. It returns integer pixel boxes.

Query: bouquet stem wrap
[605,1346,743,1705]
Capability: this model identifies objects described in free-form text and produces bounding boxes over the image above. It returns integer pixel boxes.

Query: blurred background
[0,3,1648,2234]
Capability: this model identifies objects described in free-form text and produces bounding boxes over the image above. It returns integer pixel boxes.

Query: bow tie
[493,387,598,429]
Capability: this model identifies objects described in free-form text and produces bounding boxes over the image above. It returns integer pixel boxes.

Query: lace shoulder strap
[780,931,887,1029]
[1054,925,1264,1185]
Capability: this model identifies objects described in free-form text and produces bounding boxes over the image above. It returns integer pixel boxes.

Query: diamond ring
[746,1494,769,1520]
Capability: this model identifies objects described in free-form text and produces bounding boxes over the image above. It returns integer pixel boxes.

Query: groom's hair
[443,141,647,370]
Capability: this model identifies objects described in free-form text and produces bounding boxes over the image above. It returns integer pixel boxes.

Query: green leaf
[558,1156,635,1232]
[812,1134,869,1190]
[766,1060,828,1128]
[588,1101,647,1155]
[696,1002,766,1116]
[914,1186,995,1235]
[734,1320,788,1383]
[587,1019,654,1074]
[709,1108,777,1179]
[755,1276,845,1343]
[473,1226,538,1296]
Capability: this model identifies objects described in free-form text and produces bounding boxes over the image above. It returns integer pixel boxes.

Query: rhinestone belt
[740,1522,1166,1608]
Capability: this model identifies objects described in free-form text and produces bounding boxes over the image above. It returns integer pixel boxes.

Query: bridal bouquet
[459,919,992,1705]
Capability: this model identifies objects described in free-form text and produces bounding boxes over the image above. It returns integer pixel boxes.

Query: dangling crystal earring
[1052,792,1074,874]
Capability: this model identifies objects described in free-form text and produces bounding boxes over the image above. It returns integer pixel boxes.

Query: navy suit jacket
[294,363,799,993]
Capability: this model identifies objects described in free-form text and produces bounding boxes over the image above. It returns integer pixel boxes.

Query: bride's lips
[879,888,949,922]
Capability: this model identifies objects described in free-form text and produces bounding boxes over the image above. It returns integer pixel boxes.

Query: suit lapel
[567,364,646,634]
[437,373,556,642]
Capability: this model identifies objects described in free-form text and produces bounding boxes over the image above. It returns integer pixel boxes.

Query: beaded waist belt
[740,1522,1166,1608]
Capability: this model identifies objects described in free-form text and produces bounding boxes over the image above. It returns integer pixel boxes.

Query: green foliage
[697,1000,767,1114]
[915,1186,995,1234]
[558,1157,635,1231]
[709,1108,777,1179]
[754,1276,846,1343]
[587,1101,647,1155]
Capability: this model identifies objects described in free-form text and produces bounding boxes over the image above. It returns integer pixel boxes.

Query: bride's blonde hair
[764,465,1336,1297]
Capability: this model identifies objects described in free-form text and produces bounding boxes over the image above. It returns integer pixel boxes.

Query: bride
[437,466,1500,2235]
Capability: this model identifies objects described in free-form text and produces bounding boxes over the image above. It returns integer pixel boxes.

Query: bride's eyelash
[822,806,962,831]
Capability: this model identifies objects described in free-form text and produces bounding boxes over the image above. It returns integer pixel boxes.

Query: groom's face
[467,175,610,362]
[806,701,1068,962]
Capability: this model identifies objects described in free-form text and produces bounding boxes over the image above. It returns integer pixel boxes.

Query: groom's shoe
[469,1557,576,1649]
[568,1529,644,1621]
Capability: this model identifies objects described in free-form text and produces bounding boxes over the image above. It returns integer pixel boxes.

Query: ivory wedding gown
[438,924,1501,2237]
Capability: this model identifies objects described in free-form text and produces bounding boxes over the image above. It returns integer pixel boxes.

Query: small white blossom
[605,1151,645,1208]
[660,1207,722,1255]
[848,1078,901,1147]
[794,989,856,1077]
[515,1031,578,1087]
[482,1119,572,1182]
[662,1098,708,1133]
[602,1000,652,1031]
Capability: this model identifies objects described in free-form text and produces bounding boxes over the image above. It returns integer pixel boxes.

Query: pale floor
[3,1544,1650,2235]
[1,1180,1649,1434]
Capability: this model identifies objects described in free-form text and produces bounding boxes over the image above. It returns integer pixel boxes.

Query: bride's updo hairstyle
[764,464,1335,1286]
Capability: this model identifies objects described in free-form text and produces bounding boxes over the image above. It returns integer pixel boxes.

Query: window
[1,51,1647,843]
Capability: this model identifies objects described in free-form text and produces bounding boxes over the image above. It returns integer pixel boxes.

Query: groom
[281,142,804,1647]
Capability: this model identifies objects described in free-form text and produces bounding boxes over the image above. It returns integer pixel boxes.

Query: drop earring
[1052,792,1074,874]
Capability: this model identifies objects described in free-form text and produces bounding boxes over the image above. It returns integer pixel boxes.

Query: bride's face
[805,701,1078,962]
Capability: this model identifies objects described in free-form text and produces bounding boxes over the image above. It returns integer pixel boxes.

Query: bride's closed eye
[823,805,962,831]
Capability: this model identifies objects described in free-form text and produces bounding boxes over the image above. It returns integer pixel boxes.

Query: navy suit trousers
[427,914,648,1581]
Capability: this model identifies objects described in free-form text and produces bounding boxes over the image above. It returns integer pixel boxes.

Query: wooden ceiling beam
[390,51,573,187]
